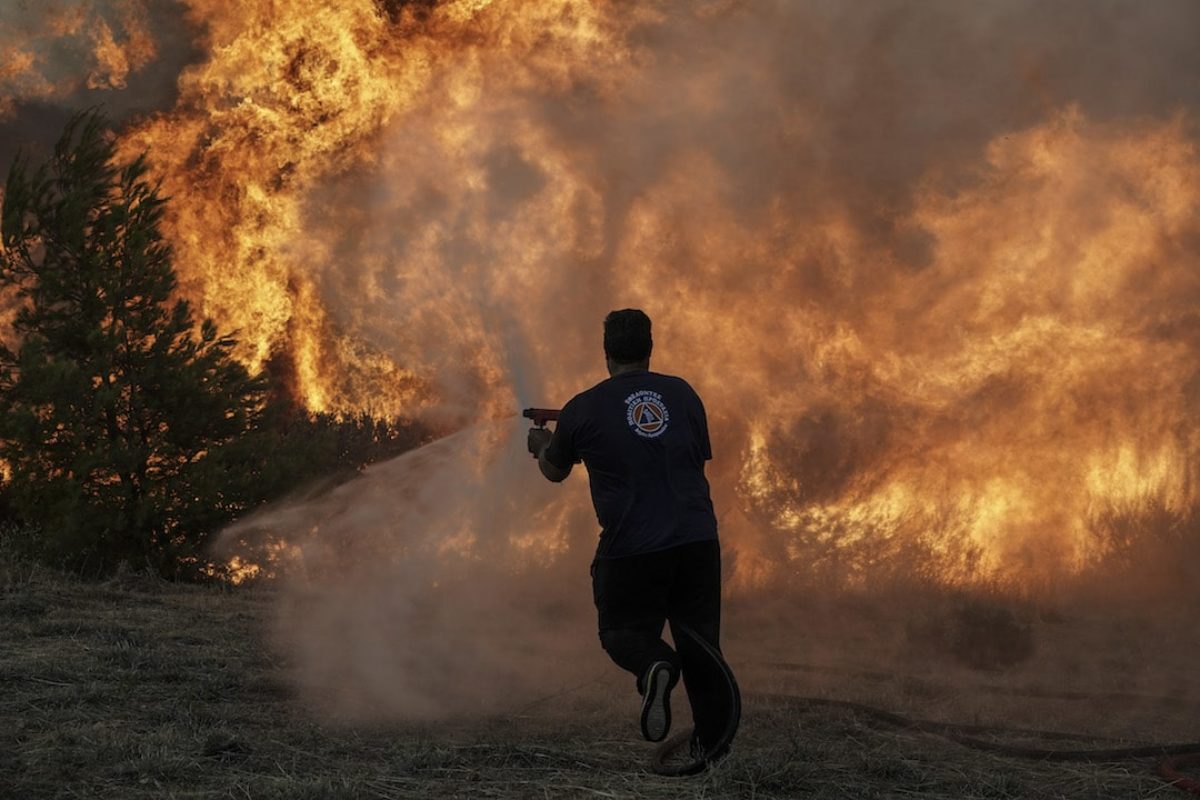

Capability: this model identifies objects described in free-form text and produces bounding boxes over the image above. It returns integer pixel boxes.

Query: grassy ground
[1,561,1195,799]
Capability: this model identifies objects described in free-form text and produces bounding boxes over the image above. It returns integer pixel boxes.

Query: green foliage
[0,111,267,577]
[0,111,430,579]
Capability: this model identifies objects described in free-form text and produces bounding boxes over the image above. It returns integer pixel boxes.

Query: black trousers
[591,538,729,746]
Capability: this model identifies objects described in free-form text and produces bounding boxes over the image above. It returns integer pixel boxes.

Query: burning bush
[0,112,426,578]
[0,112,266,575]
[1083,497,1200,607]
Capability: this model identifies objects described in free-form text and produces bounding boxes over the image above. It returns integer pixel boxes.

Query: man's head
[604,309,652,375]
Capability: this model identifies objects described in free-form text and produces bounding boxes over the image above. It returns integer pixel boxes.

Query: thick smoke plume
[0,0,201,171]
[0,0,156,117]
[168,0,1200,586]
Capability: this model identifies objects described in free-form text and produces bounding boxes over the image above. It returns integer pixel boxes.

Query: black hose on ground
[749,693,1200,795]
[648,623,742,777]
[641,641,1200,792]
[760,695,1200,761]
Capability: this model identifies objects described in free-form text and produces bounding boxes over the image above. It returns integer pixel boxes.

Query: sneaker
[639,661,677,742]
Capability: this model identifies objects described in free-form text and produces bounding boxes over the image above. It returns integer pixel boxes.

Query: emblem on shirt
[625,390,670,438]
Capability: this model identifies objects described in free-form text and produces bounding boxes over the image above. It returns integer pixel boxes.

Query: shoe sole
[640,664,675,742]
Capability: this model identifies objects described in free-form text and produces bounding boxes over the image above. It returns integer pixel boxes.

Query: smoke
[266,0,1200,585]
[0,0,202,166]
[221,419,604,719]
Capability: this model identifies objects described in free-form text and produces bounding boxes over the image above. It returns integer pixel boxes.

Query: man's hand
[527,427,552,459]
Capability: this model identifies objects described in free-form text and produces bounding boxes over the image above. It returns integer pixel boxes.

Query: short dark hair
[603,309,653,364]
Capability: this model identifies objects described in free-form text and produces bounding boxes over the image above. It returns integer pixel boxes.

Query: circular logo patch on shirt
[625,390,670,438]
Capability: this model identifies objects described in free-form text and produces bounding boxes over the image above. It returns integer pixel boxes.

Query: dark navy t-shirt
[544,370,718,558]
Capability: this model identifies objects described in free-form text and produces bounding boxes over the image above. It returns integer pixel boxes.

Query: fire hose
[643,627,1200,789]
[649,622,742,777]
[656,689,1200,793]
[637,617,1200,790]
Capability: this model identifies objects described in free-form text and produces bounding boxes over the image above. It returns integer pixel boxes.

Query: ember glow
[5,1,1200,590]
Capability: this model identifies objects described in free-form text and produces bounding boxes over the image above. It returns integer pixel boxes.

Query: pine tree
[0,111,266,576]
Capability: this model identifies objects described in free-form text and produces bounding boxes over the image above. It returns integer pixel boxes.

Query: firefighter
[528,309,733,760]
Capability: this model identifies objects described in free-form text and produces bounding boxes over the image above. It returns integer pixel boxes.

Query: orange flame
[8,1,1200,589]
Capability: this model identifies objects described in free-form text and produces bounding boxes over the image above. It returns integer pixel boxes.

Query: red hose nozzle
[523,408,560,428]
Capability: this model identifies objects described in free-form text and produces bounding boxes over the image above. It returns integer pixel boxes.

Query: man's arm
[538,444,572,482]
[528,428,572,482]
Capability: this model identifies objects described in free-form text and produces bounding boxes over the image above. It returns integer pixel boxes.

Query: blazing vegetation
[0,112,265,575]
[72,1,1200,590]
[0,112,425,577]
[0,0,1198,591]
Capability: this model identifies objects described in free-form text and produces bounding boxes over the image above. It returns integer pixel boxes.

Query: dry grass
[1,560,1194,799]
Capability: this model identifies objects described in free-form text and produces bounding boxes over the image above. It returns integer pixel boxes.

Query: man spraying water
[527,309,738,767]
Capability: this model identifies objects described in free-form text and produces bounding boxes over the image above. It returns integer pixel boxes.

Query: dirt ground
[3,560,1198,799]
